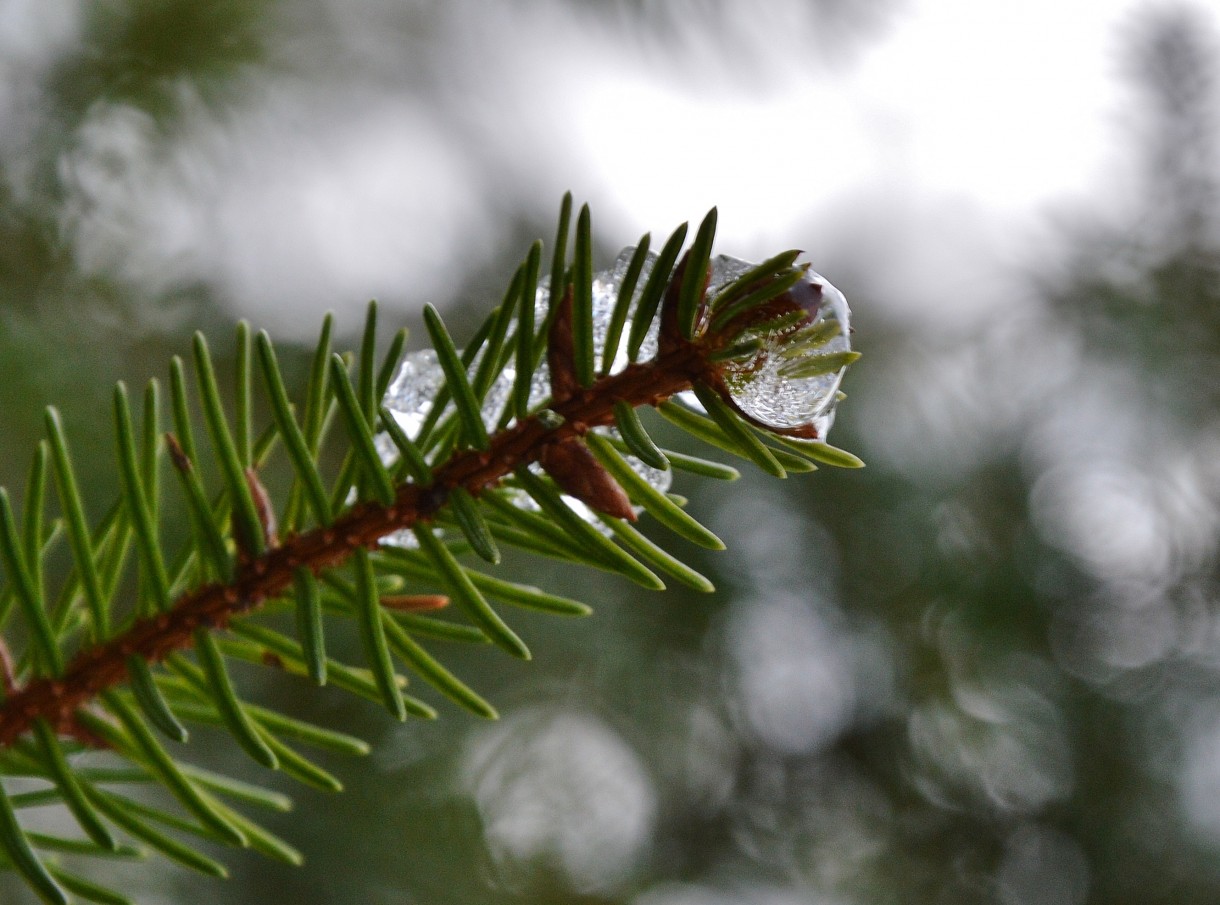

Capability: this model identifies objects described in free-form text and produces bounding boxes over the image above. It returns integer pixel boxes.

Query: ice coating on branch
[706,255,852,438]
[377,245,852,540]
[381,249,660,434]
[381,348,447,438]
[594,248,661,372]
[378,249,670,537]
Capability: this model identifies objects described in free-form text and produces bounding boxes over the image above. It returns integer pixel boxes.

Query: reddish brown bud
[380,594,451,612]
[164,432,193,474]
[0,637,15,696]
[540,438,637,522]
[245,467,280,549]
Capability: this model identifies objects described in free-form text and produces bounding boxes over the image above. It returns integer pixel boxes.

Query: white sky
[7,0,1197,334]
[486,0,1164,332]
[562,0,1147,257]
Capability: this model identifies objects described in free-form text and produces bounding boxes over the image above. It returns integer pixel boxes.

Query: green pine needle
[257,331,334,526]
[96,692,247,847]
[572,204,596,387]
[328,355,397,506]
[423,305,490,451]
[353,547,407,720]
[292,568,327,686]
[612,401,670,470]
[84,787,229,876]
[448,487,500,564]
[677,207,718,339]
[628,222,688,362]
[585,432,724,550]
[45,409,108,640]
[379,614,498,719]
[601,237,651,375]
[193,333,265,558]
[125,655,189,744]
[547,193,574,340]
[194,628,280,768]
[0,784,70,904]
[0,489,61,677]
[512,468,665,590]
[511,241,543,420]
[32,718,118,852]
[234,322,253,467]
[358,301,380,423]
[413,525,529,660]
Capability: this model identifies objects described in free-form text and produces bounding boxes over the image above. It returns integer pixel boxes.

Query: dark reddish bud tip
[541,438,637,521]
[381,594,451,612]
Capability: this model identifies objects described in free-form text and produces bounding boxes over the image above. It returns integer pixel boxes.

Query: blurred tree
[723,6,1220,904]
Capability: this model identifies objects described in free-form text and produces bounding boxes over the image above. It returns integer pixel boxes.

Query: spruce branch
[0,199,859,903]
[0,326,706,745]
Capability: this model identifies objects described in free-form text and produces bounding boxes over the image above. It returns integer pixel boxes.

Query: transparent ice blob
[381,249,661,435]
[699,256,852,439]
[378,248,670,542]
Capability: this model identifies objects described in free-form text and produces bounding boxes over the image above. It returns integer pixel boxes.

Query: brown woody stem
[0,342,710,747]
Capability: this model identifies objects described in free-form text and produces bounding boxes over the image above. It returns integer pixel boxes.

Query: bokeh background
[2,1,1219,902]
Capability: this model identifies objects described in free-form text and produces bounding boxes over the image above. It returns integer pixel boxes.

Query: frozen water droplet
[706,256,851,437]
